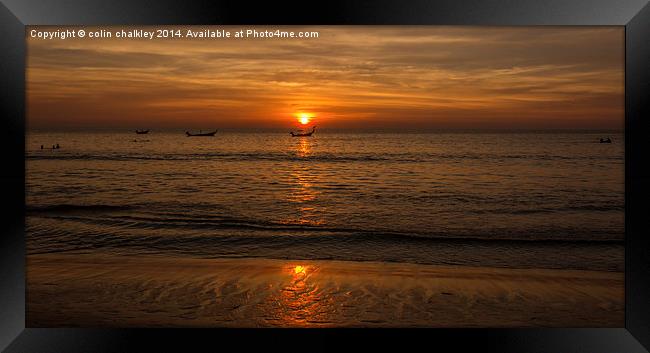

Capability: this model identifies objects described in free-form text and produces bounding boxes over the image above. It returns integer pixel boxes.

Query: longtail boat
[290,126,316,137]
[186,130,217,137]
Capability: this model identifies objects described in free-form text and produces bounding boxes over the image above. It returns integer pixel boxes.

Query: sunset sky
[27,26,624,130]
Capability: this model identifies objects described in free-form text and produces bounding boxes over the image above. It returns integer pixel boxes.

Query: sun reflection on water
[296,137,312,158]
[282,137,326,226]
[287,171,319,203]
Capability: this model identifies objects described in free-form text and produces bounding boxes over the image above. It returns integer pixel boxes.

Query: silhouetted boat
[186,130,217,137]
[290,126,316,137]
[600,137,612,143]
[135,129,149,134]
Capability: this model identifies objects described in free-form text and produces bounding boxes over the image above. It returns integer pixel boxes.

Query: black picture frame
[1,0,649,351]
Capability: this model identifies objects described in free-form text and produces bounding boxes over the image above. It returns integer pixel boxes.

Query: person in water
[40,145,43,150]
[56,144,60,149]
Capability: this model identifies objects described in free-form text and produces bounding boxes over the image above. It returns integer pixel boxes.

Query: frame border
[1,1,649,351]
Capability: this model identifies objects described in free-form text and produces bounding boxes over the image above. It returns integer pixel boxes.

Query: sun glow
[297,113,313,125]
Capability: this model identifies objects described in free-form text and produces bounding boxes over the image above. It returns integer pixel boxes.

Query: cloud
[27,26,623,130]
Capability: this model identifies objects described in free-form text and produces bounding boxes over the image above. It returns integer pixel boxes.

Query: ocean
[26,131,624,272]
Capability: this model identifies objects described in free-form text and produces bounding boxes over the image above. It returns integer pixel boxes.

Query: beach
[25,131,625,327]
[27,254,623,327]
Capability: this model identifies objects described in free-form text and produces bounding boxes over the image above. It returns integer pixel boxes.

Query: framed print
[1,0,649,352]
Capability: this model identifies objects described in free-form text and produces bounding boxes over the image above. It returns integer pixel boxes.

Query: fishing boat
[290,126,316,137]
[186,130,218,137]
[135,129,149,134]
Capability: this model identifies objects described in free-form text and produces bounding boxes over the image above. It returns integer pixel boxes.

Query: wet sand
[27,254,623,327]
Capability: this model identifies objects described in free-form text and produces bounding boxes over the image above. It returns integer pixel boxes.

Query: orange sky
[27,26,624,130]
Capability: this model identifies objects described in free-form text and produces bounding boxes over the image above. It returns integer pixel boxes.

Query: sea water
[26,130,624,271]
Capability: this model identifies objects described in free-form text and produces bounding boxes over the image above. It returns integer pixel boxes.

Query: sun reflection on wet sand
[268,264,335,326]
[294,265,306,275]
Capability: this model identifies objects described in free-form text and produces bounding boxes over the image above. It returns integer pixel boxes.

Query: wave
[26,151,622,163]
[27,204,133,213]
[469,204,624,214]
[27,205,624,244]
[27,152,391,163]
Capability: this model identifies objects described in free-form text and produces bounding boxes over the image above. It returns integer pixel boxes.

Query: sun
[296,113,313,125]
